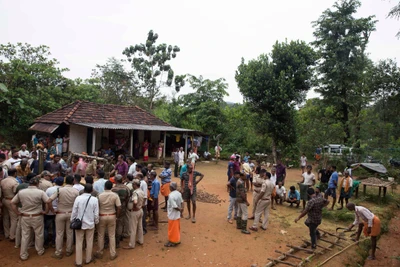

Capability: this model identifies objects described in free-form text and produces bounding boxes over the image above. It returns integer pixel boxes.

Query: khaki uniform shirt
[259,179,275,200]
[49,184,79,212]
[98,190,121,214]
[1,176,18,199]
[11,186,49,214]
[131,188,145,210]
[85,160,97,176]
[252,175,264,193]
[39,179,53,192]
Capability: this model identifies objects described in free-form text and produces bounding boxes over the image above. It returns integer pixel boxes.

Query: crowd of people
[0,143,207,266]
[225,153,381,261]
[0,144,382,263]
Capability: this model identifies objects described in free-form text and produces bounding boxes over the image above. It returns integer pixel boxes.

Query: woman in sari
[143,140,149,161]
[62,134,70,153]
[158,140,164,160]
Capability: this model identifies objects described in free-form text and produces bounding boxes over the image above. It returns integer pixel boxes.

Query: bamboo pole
[318,239,364,266]
[267,258,297,267]
[265,248,296,267]
[274,250,305,261]
[319,229,348,240]
[286,245,315,254]
[319,238,345,247]
[301,239,333,251]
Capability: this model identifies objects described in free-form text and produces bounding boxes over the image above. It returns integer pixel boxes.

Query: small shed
[29,101,201,158]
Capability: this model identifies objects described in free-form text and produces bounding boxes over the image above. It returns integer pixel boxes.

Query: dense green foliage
[1,1,400,165]
[235,40,316,161]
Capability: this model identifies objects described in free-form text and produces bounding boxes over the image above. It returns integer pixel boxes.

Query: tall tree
[387,0,400,37]
[123,30,185,109]
[178,75,229,137]
[312,0,377,145]
[91,57,140,106]
[236,40,316,162]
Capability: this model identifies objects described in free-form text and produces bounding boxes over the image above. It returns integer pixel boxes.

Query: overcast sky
[1,0,399,103]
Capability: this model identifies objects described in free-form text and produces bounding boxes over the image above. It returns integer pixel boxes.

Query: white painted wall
[69,124,87,153]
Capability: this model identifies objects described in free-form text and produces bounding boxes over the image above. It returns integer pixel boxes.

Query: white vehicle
[323,144,352,156]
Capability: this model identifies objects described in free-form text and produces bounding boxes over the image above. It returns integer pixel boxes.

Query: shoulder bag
[70,196,92,230]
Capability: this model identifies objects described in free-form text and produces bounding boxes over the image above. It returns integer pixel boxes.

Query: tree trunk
[272,139,277,164]
[353,110,361,148]
[342,102,350,144]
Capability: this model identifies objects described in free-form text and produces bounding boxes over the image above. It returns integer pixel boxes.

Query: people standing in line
[11,177,49,261]
[324,165,338,210]
[111,174,130,248]
[180,163,204,223]
[44,177,64,248]
[248,169,265,219]
[295,187,329,250]
[71,184,99,267]
[137,173,148,234]
[337,170,353,210]
[236,173,250,234]
[95,181,121,261]
[249,171,275,232]
[1,168,19,242]
[164,182,183,247]
[317,165,331,195]
[226,171,240,224]
[123,179,145,250]
[149,171,160,230]
[299,165,316,210]
[48,175,79,259]
[159,161,172,211]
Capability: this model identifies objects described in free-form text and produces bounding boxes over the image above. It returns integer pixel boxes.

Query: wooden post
[363,184,366,197]
[355,186,359,198]
[274,250,305,261]
[383,186,387,197]
[265,248,296,267]
[286,245,315,254]
[130,130,134,156]
[91,129,96,154]
[184,131,188,160]
[163,131,166,160]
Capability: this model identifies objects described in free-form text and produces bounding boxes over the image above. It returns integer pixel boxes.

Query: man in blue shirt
[324,166,338,210]
[226,171,240,223]
[287,186,300,208]
[149,171,160,230]
[227,156,235,181]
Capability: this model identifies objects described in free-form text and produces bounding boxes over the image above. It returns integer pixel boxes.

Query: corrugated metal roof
[29,123,60,133]
[73,122,195,132]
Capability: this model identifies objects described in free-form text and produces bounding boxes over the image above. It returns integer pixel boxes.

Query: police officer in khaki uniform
[249,170,275,232]
[11,177,49,261]
[1,168,19,241]
[39,171,53,192]
[94,180,121,260]
[111,174,130,248]
[248,170,265,220]
[123,179,145,249]
[47,175,79,259]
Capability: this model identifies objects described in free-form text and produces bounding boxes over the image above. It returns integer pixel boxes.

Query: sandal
[249,226,258,232]
[164,242,177,247]
[228,220,233,224]
[260,227,267,231]
[367,256,376,260]
[248,217,255,220]
[192,218,196,223]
